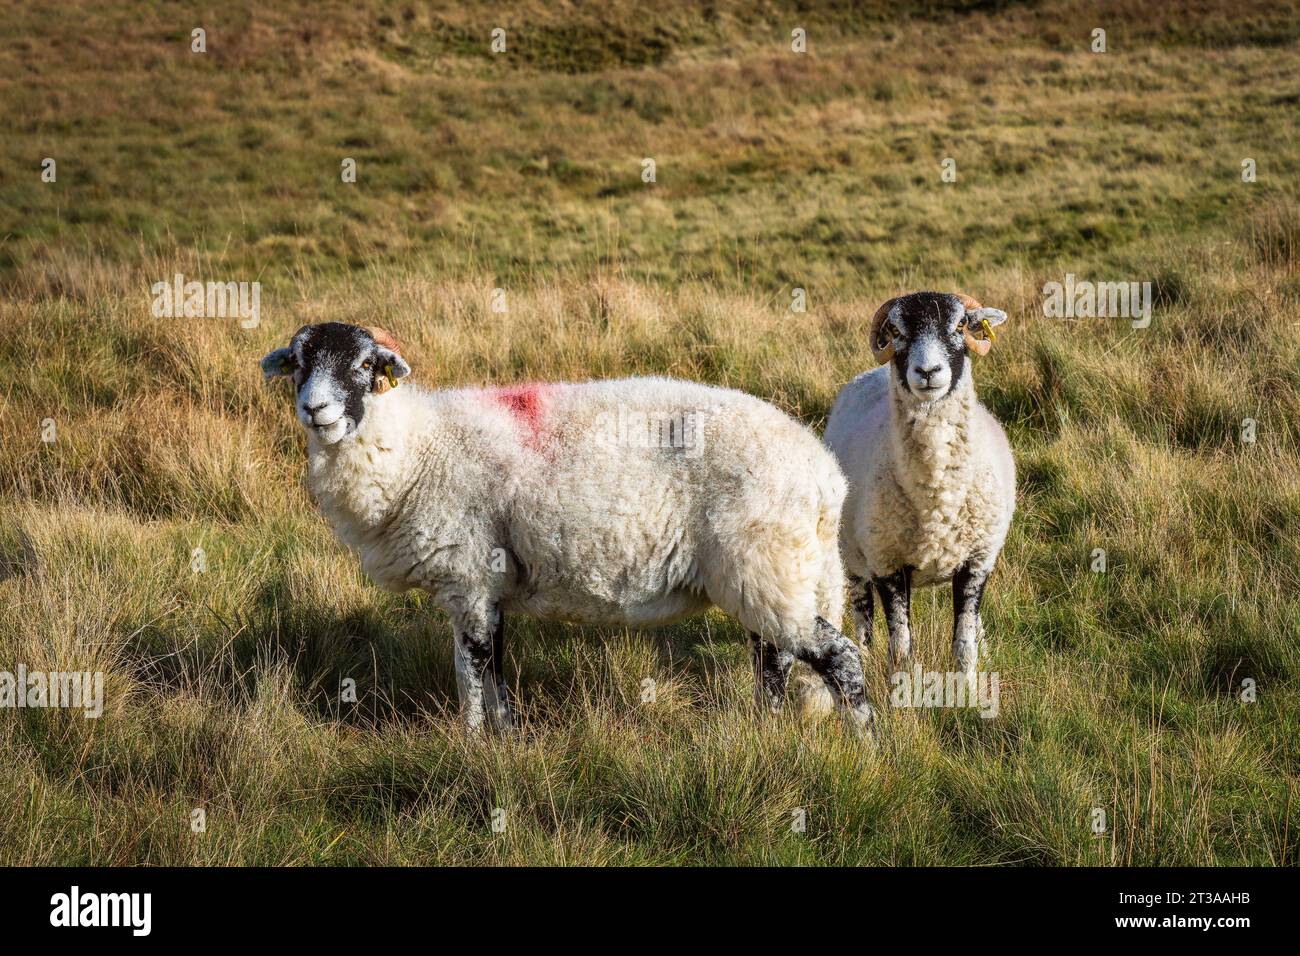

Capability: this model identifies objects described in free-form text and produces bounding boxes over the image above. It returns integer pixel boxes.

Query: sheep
[823,292,1015,679]
[260,322,873,735]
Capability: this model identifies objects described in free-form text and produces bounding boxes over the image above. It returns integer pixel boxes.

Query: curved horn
[953,293,994,357]
[367,326,404,355]
[870,297,901,364]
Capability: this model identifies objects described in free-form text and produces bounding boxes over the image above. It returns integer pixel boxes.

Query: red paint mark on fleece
[489,384,552,451]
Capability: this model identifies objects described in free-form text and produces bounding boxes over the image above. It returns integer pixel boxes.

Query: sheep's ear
[368,326,411,393]
[260,346,296,381]
[375,349,411,379]
[956,300,1003,356]
[967,307,1008,330]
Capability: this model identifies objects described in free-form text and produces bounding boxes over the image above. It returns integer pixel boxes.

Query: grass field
[1,0,1297,865]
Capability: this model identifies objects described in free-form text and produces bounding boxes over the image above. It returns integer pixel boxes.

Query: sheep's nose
[304,400,328,414]
[913,364,943,381]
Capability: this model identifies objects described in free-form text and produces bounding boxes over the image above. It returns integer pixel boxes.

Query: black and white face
[260,322,410,445]
[876,293,1005,402]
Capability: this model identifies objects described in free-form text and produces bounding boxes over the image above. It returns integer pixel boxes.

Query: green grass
[0,0,1297,865]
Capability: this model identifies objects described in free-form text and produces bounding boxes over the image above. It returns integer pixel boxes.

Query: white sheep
[261,322,872,734]
[824,292,1015,678]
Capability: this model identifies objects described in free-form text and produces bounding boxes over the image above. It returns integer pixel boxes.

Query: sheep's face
[873,292,1007,402]
[260,322,410,445]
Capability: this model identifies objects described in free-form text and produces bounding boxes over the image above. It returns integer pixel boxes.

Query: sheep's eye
[361,360,372,371]
[956,317,968,331]
[885,321,900,339]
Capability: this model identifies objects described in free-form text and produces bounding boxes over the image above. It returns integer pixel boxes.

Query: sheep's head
[869,292,1007,401]
[260,322,411,445]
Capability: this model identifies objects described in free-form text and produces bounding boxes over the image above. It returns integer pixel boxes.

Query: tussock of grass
[1,0,1297,865]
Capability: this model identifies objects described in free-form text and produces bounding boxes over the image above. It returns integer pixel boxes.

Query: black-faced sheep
[824,292,1015,678]
[261,322,873,734]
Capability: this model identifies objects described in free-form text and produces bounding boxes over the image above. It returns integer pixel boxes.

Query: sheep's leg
[749,634,793,714]
[793,617,874,736]
[452,603,513,733]
[485,607,515,731]
[952,564,989,680]
[873,567,912,668]
[847,573,874,648]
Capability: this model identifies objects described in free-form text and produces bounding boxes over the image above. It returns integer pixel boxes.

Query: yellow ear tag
[384,364,399,389]
[979,318,996,343]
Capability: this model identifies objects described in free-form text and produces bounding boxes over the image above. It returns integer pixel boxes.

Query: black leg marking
[952,563,990,676]
[453,620,492,731]
[873,566,913,666]
[952,563,989,619]
[454,604,514,732]
[793,617,873,734]
[486,606,514,730]
[491,607,507,690]
[848,573,874,647]
[749,633,793,713]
